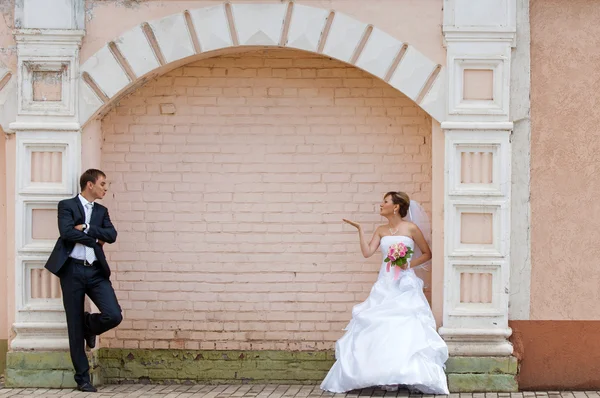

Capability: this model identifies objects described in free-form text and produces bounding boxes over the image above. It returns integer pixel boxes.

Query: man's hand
[74,224,85,231]
[97,240,105,247]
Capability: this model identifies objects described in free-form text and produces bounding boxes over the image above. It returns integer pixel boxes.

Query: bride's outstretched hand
[342,219,361,230]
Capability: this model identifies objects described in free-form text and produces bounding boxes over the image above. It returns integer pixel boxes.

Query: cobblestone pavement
[0,384,599,398]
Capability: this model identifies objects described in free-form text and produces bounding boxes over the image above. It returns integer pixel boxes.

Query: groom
[45,169,122,392]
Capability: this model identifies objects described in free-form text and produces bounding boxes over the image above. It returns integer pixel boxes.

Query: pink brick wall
[100,49,432,351]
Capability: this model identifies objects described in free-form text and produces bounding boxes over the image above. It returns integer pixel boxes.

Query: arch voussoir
[78,2,445,126]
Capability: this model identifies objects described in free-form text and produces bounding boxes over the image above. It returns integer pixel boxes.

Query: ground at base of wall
[0,385,598,398]
[5,349,518,392]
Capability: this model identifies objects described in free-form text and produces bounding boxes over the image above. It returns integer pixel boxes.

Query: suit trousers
[59,258,122,385]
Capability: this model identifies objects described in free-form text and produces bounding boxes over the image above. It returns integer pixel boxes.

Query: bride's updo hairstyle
[385,191,410,218]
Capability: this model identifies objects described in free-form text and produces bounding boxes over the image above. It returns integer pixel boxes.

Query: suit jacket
[45,196,118,279]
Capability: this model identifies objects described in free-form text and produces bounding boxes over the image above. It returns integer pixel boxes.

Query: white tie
[84,202,96,264]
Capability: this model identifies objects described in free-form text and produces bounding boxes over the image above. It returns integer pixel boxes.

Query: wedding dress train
[320,235,449,394]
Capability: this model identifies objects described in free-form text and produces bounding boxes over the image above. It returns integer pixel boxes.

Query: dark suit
[45,196,122,386]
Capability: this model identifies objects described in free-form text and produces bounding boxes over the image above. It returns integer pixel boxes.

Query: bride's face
[379,195,397,217]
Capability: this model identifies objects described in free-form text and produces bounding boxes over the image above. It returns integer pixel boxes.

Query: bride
[320,191,449,394]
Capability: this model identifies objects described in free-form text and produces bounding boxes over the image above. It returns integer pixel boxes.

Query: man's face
[87,175,107,200]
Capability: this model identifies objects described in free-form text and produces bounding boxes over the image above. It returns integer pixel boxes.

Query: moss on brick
[7,351,73,370]
[5,351,101,388]
[448,373,518,392]
[5,369,77,388]
[5,348,521,391]
[99,348,335,384]
[446,356,518,375]
[0,339,7,376]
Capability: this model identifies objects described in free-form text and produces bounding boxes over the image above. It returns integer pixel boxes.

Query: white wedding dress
[320,235,449,394]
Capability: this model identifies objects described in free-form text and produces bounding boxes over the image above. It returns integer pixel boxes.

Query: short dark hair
[80,169,106,191]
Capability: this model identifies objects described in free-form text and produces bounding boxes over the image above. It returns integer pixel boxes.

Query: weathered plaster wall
[0,0,16,72]
[511,0,600,389]
[81,0,444,66]
[511,320,600,390]
[530,0,600,320]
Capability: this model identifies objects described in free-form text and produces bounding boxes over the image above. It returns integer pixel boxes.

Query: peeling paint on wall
[85,0,149,22]
[0,0,16,71]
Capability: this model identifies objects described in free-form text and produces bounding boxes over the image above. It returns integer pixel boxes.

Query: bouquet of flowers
[384,242,414,280]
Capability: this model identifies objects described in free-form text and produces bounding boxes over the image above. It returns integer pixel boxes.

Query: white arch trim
[78,2,446,125]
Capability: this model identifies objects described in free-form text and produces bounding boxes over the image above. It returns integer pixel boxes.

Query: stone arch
[78,2,446,126]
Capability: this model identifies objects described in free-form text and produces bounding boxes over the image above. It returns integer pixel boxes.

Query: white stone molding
[286,4,328,52]
[388,46,439,102]
[10,29,84,129]
[321,11,368,63]
[441,0,516,357]
[445,133,510,197]
[443,0,516,34]
[113,25,161,79]
[15,0,85,30]
[76,3,446,126]
[188,5,234,53]
[147,13,196,64]
[230,3,287,46]
[509,0,532,321]
[449,55,508,116]
[19,60,73,116]
[80,44,130,100]
[11,322,69,351]
[355,28,404,80]
[11,131,80,351]
[9,0,85,352]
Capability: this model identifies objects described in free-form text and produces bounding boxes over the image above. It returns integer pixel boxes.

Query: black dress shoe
[84,312,97,349]
[77,382,98,392]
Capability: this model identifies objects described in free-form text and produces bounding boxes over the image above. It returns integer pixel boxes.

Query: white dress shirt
[69,194,98,263]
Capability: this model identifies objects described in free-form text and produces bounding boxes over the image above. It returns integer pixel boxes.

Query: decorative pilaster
[6,0,88,388]
[9,28,84,352]
[439,0,518,392]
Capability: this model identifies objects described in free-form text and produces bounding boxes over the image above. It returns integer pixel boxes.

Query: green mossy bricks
[4,349,520,392]
[446,356,518,392]
[98,349,335,385]
[4,351,101,388]
[0,339,7,376]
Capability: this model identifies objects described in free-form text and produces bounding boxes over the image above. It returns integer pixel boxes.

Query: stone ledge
[4,349,521,391]
[0,339,7,375]
[5,369,78,388]
[99,349,333,384]
[448,373,518,392]
[5,351,101,388]
[446,356,518,375]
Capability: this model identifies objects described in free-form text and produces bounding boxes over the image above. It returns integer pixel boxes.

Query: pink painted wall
[0,0,16,72]
[99,49,434,350]
[530,0,600,319]
[81,0,444,66]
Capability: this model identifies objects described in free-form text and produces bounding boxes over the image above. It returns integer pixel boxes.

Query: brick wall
[100,49,432,351]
